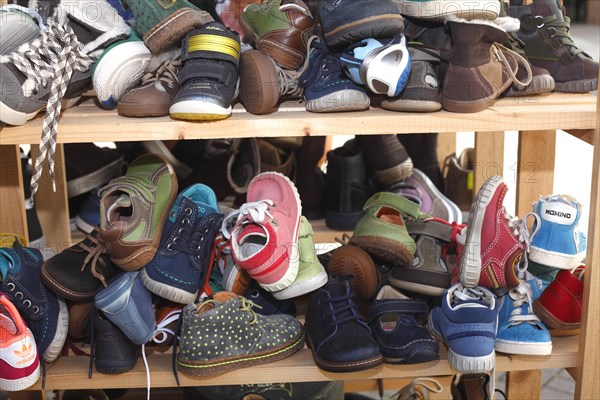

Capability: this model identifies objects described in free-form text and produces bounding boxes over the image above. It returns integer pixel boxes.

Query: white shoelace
[4,14,95,200]
[221,200,274,239]
[506,282,540,325]
[506,211,541,273]
[141,309,181,400]
[453,286,491,304]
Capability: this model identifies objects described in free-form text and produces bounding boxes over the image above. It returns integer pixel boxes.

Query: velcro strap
[363,192,427,219]
[178,59,237,84]
[184,32,240,65]
[368,299,428,323]
[405,219,453,242]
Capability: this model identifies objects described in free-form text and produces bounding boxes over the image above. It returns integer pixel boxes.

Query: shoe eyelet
[547,26,557,37]
[23,300,31,308]
[182,218,190,224]
[185,208,193,216]
[169,211,176,218]
[7,282,15,291]
[178,228,184,235]
[15,292,23,300]
[535,15,545,28]
[199,236,204,242]
[32,306,40,314]
[167,243,174,251]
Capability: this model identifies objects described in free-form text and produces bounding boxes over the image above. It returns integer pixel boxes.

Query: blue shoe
[95,271,156,345]
[428,283,498,373]
[140,184,223,304]
[529,194,586,269]
[340,34,412,97]
[0,246,68,362]
[299,36,370,113]
[75,188,101,233]
[495,279,552,355]
[368,285,439,364]
[317,0,404,48]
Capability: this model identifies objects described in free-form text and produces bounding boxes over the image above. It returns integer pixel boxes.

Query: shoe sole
[397,0,499,20]
[411,168,462,223]
[459,175,503,288]
[532,299,581,331]
[74,215,97,234]
[380,99,442,113]
[239,17,304,70]
[350,235,414,268]
[495,339,552,356]
[305,89,370,113]
[238,50,280,115]
[324,15,404,48]
[505,73,555,97]
[0,363,40,391]
[144,8,212,55]
[528,245,585,270]
[170,100,232,121]
[387,274,447,296]
[305,332,383,372]
[555,78,597,93]
[382,347,439,365]
[177,330,305,376]
[140,267,197,304]
[327,246,379,301]
[0,96,80,126]
[428,312,495,373]
[43,298,69,363]
[272,266,328,300]
[93,42,151,109]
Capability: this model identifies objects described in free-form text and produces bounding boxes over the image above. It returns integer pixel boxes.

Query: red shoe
[458,176,531,289]
[533,266,584,330]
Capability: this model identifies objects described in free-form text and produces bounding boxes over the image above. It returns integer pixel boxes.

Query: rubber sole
[555,78,598,93]
[324,15,404,48]
[505,73,555,97]
[170,100,232,121]
[528,245,585,270]
[458,175,503,288]
[272,267,328,300]
[144,8,211,55]
[349,235,414,268]
[387,275,447,297]
[43,299,69,363]
[382,347,439,365]
[305,333,383,372]
[495,339,552,356]
[532,300,581,331]
[140,267,197,304]
[327,246,379,301]
[305,89,370,113]
[238,50,280,115]
[0,363,40,392]
[380,98,442,113]
[0,95,81,126]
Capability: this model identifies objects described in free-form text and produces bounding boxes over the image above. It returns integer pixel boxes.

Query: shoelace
[452,286,493,306]
[528,14,587,58]
[140,58,181,90]
[275,63,303,99]
[221,200,274,239]
[392,377,443,400]
[298,36,344,87]
[78,231,110,288]
[4,14,95,200]
[142,309,182,400]
[505,211,540,273]
[322,287,365,329]
[491,43,533,90]
[506,281,540,326]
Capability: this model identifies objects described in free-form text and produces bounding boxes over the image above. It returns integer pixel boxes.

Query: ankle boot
[509,0,598,93]
[441,19,532,113]
[325,140,373,231]
[296,136,327,220]
[355,134,413,188]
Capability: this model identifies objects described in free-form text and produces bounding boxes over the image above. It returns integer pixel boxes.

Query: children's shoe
[226,171,302,292]
[395,0,500,21]
[169,22,240,121]
[213,234,251,295]
[141,184,223,304]
[495,280,552,355]
[428,283,498,373]
[74,188,101,234]
[41,228,121,302]
[349,192,428,267]
[0,4,42,55]
[244,281,297,316]
[99,154,178,271]
[317,0,404,48]
[0,292,40,391]
[368,285,439,364]
[442,148,475,212]
[532,266,584,331]
[93,31,152,109]
[95,271,156,345]
[528,194,586,269]
[340,34,411,97]
[272,217,328,300]
[298,36,370,113]
[240,0,316,70]
[93,310,140,374]
[326,244,380,302]
[0,246,68,363]
[458,175,534,289]
[177,291,304,376]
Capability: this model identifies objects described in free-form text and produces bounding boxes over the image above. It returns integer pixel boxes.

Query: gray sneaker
[0,4,43,55]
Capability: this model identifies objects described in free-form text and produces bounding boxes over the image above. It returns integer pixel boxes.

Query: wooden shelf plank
[27,335,579,391]
[0,93,596,145]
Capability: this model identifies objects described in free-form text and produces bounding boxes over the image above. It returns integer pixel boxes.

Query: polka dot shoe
[177,291,305,376]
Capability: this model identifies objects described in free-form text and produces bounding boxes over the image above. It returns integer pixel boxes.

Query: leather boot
[509,0,598,93]
[441,19,532,113]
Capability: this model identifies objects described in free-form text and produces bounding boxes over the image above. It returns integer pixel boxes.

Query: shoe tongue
[534,0,564,21]
[0,249,18,280]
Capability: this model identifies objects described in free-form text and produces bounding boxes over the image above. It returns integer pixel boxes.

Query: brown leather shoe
[326,244,379,302]
[240,0,316,70]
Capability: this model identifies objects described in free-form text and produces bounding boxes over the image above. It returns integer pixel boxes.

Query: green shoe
[350,192,429,267]
[99,154,178,271]
[272,216,328,299]
[123,0,213,54]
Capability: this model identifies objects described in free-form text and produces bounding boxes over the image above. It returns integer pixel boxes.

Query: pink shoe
[227,172,302,291]
[458,176,534,289]
[0,292,40,391]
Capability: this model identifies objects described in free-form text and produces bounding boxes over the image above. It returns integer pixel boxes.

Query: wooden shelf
[0,93,596,145]
[30,336,579,391]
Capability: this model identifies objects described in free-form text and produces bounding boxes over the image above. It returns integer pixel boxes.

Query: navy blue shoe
[317,0,404,48]
[95,271,156,345]
[298,36,370,113]
[0,246,68,362]
[141,184,223,304]
[244,281,296,317]
[93,310,140,374]
[368,286,438,364]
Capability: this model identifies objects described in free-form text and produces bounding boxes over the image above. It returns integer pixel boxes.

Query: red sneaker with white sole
[533,265,584,330]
